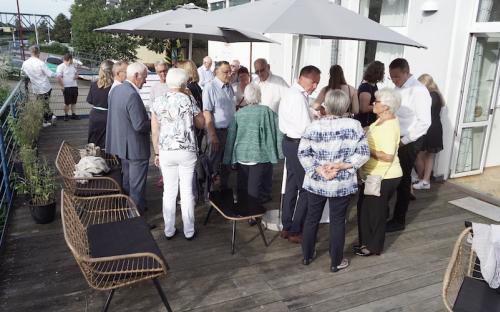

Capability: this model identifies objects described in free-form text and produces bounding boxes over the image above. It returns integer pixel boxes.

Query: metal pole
[292,34,304,83]
[249,42,253,74]
[33,15,39,46]
[16,0,25,60]
[188,33,193,60]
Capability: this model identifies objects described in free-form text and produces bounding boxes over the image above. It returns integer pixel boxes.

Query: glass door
[450,35,500,177]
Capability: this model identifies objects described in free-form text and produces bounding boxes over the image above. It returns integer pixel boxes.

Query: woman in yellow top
[356,88,403,256]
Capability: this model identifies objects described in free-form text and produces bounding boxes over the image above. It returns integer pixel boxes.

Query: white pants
[160,150,197,238]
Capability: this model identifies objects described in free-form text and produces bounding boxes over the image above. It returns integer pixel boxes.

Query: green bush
[15,156,57,205]
[40,42,69,55]
[8,100,44,147]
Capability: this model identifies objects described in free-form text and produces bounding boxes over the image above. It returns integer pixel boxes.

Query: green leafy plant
[8,100,44,147]
[15,155,57,205]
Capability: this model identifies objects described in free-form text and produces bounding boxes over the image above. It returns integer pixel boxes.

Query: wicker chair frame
[55,141,122,196]
[61,190,172,311]
[442,227,484,311]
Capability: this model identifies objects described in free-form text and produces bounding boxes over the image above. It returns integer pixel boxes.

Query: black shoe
[302,250,317,265]
[165,229,177,240]
[64,114,69,121]
[71,114,80,120]
[386,220,405,233]
[185,231,196,241]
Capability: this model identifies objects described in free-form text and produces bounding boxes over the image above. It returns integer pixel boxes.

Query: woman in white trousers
[151,68,205,240]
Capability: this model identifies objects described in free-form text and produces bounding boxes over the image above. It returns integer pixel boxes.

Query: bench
[205,189,269,254]
[61,190,173,311]
[442,226,500,311]
[55,141,122,197]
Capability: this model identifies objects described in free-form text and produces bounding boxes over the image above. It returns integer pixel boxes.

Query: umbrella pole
[188,33,193,60]
[293,34,304,82]
[249,42,253,73]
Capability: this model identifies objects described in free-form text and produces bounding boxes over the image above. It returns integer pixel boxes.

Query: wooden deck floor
[0,119,492,312]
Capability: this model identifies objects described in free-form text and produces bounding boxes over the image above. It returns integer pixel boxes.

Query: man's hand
[316,163,339,180]
[210,133,220,153]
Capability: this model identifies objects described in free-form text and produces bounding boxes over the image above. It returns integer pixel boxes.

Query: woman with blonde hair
[87,59,114,148]
[413,74,444,190]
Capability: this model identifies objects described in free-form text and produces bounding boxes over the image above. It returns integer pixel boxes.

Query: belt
[93,106,108,111]
[216,127,228,131]
[284,135,301,143]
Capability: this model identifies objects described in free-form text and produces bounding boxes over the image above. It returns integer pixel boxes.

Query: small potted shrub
[15,154,57,224]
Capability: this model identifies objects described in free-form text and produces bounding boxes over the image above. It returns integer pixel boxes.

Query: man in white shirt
[278,65,321,244]
[197,56,214,88]
[386,58,431,232]
[230,59,240,84]
[56,53,79,121]
[110,60,128,91]
[21,45,57,126]
[254,58,289,114]
[254,58,290,202]
[149,61,169,106]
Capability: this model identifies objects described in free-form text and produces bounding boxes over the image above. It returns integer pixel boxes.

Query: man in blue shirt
[203,61,236,190]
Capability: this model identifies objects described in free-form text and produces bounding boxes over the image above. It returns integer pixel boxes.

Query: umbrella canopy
[94,4,277,59]
[174,0,425,48]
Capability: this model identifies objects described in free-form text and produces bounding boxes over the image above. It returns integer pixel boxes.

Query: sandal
[356,247,373,257]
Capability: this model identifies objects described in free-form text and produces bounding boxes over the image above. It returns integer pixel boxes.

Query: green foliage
[70,0,207,61]
[0,82,9,104]
[39,42,70,55]
[36,21,51,44]
[8,100,44,147]
[52,14,72,43]
[15,156,57,205]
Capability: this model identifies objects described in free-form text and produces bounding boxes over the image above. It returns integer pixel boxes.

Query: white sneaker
[51,115,57,126]
[42,122,52,128]
[411,177,420,184]
[331,258,349,272]
[413,180,430,190]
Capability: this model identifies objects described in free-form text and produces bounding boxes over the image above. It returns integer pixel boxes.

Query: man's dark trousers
[391,136,424,225]
[282,137,308,235]
[121,158,149,215]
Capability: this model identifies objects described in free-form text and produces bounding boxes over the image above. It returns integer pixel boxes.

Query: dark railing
[0,80,25,250]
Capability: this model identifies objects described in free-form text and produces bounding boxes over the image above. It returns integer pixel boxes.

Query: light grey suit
[106,81,150,214]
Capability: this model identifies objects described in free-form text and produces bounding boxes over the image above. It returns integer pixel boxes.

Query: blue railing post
[0,127,12,203]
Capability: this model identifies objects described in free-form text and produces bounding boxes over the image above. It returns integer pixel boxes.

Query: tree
[70,0,139,61]
[36,21,50,44]
[52,14,72,43]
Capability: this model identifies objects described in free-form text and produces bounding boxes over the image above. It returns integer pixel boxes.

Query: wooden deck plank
[0,119,493,312]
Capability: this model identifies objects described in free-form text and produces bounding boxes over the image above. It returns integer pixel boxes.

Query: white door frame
[450,33,500,178]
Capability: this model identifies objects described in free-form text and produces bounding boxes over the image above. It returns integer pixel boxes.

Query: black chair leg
[204,206,213,225]
[153,278,173,312]
[102,289,115,312]
[256,218,268,247]
[231,220,236,254]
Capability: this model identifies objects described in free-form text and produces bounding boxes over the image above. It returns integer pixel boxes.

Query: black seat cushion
[453,276,500,311]
[88,216,165,265]
[209,189,266,219]
[74,167,122,197]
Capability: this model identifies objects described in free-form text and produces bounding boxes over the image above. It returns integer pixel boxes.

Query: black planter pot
[29,200,56,224]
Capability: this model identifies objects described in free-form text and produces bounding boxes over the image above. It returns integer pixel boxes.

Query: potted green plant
[15,153,58,224]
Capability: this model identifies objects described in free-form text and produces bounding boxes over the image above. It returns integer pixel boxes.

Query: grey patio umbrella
[94,3,276,59]
[174,0,425,75]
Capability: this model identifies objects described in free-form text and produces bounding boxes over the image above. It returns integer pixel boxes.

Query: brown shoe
[280,230,289,239]
[288,234,302,244]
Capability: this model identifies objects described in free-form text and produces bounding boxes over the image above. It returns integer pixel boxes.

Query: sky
[3,0,73,19]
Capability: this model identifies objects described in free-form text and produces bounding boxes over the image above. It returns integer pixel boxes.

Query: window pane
[368,0,408,27]
[463,37,500,123]
[455,127,487,173]
[229,0,251,7]
[477,0,500,22]
[210,1,226,11]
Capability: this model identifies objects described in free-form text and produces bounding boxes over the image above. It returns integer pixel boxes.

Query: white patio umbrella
[174,0,425,76]
[94,3,277,59]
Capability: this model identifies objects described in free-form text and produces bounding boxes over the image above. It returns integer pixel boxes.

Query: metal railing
[0,80,25,250]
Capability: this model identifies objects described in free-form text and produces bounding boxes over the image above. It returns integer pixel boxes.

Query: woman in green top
[223,83,282,202]
[356,88,403,256]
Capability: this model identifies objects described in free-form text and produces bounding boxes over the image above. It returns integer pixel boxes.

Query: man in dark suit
[106,62,150,215]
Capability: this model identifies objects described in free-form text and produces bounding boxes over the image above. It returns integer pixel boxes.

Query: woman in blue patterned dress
[298,89,370,272]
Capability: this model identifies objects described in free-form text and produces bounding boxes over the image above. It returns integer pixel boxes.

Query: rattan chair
[55,141,122,197]
[61,190,172,311]
[442,227,500,311]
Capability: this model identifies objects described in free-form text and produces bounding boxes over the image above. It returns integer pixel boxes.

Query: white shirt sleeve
[402,86,432,145]
[42,63,56,78]
[56,64,64,78]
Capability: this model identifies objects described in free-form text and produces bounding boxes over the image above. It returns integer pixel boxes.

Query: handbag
[363,144,398,197]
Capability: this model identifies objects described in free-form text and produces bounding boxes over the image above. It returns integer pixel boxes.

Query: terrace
[0,79,491,312]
